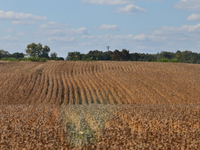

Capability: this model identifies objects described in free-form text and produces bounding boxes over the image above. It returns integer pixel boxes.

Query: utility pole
[107,46,110,51]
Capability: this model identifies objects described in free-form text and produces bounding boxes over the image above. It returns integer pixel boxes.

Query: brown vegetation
[1,61,200,105]
[0,61,200,149]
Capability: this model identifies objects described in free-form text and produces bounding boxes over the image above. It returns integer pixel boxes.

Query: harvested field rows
[1,61,200,149]
[0,61,200,105]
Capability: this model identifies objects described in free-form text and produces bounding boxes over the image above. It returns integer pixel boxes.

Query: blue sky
[1,0,200,57]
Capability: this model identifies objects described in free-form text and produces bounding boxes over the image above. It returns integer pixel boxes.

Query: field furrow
[65,73,74,105]
[0,61,200,149]
[94,72,117,104]
[0,74,12,89]
[43,63,57,104]
[133,69,189,104]
[104,64,131,104]
[60,72,68,105]
[7,74,29,104]
[30,74,45,105]
[0,74,19,98]
[49,67,59,105]
[25,75,42,105]
[36,71,48,105]
[69,63,79,105]
[11,73,32,104]
[0,74,25,104]
[17,74,37,104]
[0,61,199,105]
[106,71,133,104]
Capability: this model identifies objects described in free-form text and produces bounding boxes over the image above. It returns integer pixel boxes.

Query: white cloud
[12,20,36,25]
[72,27,90,34]
[77,23,200,53]
[0,10,47,26]
[79,42,92,46]
[174,0,200,11]
[17,32,26,36]
[82,0,164,5]
[0,35,19,41]
[133,33,148,40]
[116,4,146,14]
[47,37,76,42]
[80,33,150,46]
[0,10,47,20]
[99,24,120,30]
[151,23,200,42]
[82,0,131,5]
[187,14,200,21]
[188,23,200,32]
[81,35,95,39]
[40,22,69,29]
[38,22,90,36]
[59,46,77,51]
[7,28,15,33]
[158,24,200,33]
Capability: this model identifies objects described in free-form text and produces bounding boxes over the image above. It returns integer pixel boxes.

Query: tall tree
[11,52,24,59]
[25,43,50,58]
[112,49,129,61]
[25,43,37,57]
[0,50,10,58]
[112,50,122,61]
[35,43,43,57]
[42,45,50,58]
[50,52,57,60]
[66,52,81,60]
[122,49,130,60]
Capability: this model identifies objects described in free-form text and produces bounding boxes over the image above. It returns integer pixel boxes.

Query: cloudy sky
[1,0,200,57]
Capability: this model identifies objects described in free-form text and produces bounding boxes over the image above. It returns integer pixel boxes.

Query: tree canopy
[25,43,50,58]
[65,49,200,64]
[1,43,200,64]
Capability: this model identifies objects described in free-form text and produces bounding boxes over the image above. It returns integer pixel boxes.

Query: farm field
[0,61,200,149]
[1,61,200,105]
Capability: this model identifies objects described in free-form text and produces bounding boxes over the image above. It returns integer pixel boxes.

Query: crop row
[0,61,200,105]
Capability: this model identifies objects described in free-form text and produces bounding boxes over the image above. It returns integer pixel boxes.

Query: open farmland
[1,61,200,105]
[0,61,200,149]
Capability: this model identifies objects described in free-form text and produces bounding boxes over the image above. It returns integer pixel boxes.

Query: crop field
[0,61,200,149]
[1,61,200,105]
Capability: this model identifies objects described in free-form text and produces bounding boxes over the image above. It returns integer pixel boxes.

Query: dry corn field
[0,61,200,149]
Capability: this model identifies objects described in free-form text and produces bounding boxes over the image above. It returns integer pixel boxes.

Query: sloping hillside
[0,61,200,105]
[0,61,200,149]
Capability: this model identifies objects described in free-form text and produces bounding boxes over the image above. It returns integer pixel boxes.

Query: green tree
[103,51,113,60]
[112,50,121,61]
[122,49,130,60]
[130,53,140,61]
[0,50,10,59]
[50,52,58,60]
[42,45,50,58]
[11,52,24,59]
[157,51,175,60]
[66,52,81,61]
[112,49,130,61]
[25,43,50,58]
[25,43,37,57]
[36,43,43,57]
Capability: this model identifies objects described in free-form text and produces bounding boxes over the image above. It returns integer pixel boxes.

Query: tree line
[1,43,200,63]
[66,49,200,64]
[0,43,64,62]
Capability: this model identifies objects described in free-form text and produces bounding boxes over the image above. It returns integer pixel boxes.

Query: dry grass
[0,61,200,149]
